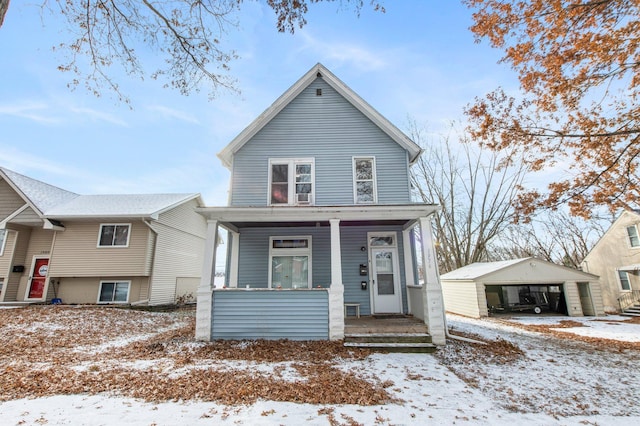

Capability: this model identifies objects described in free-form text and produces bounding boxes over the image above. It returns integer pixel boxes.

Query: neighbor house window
[98,281,130,303]
[353,157,377,203]
[0,229,6,256]
[269,159,314,205]
[618,270,632,291]
[98,224,130,247]
[627,225,640,248]
[269,236,312,289]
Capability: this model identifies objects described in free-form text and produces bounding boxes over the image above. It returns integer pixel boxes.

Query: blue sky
[0,1,518,206]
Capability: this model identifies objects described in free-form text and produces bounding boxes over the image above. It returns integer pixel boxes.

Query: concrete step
[621,311,640,317]
[344,333,432,344]
[344,341,437,353]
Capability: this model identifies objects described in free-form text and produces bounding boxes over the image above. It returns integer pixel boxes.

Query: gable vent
[316,88,322,96]
[317,72,322,78]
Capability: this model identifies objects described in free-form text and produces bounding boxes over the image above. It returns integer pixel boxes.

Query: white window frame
[97,224,131,248]
[352,156,378,204]
[268,158,315,206]
[0,229,6,256]
[626,225,640,248]
[268,236,312,289]
[97,280,131,303]
[618,270,632,291]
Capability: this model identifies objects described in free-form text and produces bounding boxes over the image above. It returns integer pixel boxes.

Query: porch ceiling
[195,204,440,230]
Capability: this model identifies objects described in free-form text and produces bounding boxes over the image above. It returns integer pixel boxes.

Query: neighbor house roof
[0,167,79,215]
[217,63,423,169]
[440,258,528,281]
[1,166,202,220]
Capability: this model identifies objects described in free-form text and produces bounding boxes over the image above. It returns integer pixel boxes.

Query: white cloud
[146,105,200,124]
[0,101,59,124]
[296,31,387,71]
[69,107,129,127]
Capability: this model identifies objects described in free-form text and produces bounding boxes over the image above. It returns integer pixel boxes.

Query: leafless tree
[410,122,529,273]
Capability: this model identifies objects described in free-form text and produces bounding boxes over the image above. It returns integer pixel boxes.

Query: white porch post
[418,217,446,345]
[329,218,345,340]
[228,230,240,288]
[196,220,219,341]
[402,227,416,313]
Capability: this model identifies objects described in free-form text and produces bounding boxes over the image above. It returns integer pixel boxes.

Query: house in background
[0,167,207,306]
[195,63,446,344]
[581,210,640,314]
[441,257,604,318]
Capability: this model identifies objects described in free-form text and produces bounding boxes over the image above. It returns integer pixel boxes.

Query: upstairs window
[269,159,314,205]
[353,157,377,204]
[98,224,130,247]
[618,270,632,291]
[627,225,640,248]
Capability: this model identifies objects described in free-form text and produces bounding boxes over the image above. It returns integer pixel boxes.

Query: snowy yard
[0,306,639,425]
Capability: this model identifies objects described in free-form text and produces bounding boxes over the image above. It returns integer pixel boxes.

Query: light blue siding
[211,289,329,340]
[235,224,408,316]
[230,78,412,206]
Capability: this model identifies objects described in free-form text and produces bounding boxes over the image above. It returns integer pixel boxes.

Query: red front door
[28,258,49,299]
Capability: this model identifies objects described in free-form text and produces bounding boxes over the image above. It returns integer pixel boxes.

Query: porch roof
[195,204,440,230]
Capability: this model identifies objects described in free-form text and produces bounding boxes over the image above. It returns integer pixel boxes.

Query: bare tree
[0,1,383,102]
[410,122,529,273]
[492,210,611,268]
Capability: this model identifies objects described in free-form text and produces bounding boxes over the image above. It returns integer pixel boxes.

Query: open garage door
[486,284,568,315]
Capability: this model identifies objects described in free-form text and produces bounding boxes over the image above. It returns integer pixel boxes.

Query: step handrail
[618,290,640,312]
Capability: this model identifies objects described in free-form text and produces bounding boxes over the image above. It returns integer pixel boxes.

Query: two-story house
[195,63,446,344]
[0,167,207,306]
[581,210,640,313]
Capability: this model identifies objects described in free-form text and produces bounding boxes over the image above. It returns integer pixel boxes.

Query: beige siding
[0,178,26,219]
[0,230,17,301]
[147,221,206,305]
[442,280,483,318]
[587,281,606,316]
[563,281,584,317]
[582,211,640,312]
[176,277,200,303]
[49,221,152,277]
[3,226,31,301]
[146,201,207,305]
[17,228,54,301]
[55,276,149,304]
[12,207,41,225]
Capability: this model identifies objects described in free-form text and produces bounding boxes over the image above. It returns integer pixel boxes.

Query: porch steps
[621,304,640,317]
[343,332,436,353]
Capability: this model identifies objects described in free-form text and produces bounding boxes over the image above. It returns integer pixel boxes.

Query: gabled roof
[582,209,639,263]
[217,63,422,169]
[45,193,203,220]
[441,257,598,281]
[441,258,527,280]
[0,166,203,220]
[0,167,79,216]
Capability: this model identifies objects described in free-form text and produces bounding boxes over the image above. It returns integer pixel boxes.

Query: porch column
[228,230,240,288]
[329,218,345,340]
[402,227,416,314]
[196,220,219,341]
[418,217,446,345]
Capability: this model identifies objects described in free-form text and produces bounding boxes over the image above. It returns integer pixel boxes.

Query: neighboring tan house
[441,257,604,319]
[195,63,446,344]
[581,210,640,313]
[0,167,207,306]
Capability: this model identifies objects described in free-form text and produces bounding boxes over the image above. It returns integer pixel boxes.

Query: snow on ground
[1,307,640,425]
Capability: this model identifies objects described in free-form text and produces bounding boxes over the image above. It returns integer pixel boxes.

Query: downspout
[142,219,158,305]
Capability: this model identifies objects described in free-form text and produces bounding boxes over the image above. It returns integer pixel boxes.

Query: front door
[27,257,49,300]
[370,247,402,314]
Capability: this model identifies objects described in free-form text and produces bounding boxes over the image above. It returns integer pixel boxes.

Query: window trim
[618,270,632,291]
[268,235,312,289]
[0,229,6,256]
[97,280,131,304]
[97,223,131,248]
[352,156,378,204]
[626,225,640,248]
[268,158,315,206]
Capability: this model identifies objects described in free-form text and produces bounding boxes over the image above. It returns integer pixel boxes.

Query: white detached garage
[441,258,605,318]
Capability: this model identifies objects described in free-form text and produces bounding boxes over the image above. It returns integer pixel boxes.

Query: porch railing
[618,290,640,312]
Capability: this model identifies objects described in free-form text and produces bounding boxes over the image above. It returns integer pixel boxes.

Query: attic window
[316,72,322,78]
[316,88,322,96]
